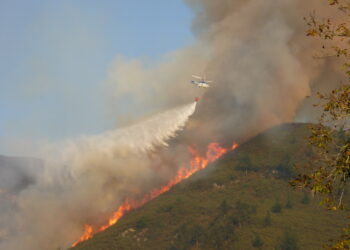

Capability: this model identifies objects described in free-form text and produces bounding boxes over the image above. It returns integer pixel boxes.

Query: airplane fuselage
[191,80,210,88]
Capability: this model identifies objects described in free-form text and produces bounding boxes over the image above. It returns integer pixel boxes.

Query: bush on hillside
[277,230,299,250]
[271,200,282,213]
[252,233,264,248]
[301,191,310,205]
[136,216,149,229]
[236,154,259,172]
[275,154,296,180]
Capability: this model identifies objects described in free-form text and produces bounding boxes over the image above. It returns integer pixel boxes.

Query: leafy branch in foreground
[291,1,350,248]
[292,85,350,210]
[305,0,350,77]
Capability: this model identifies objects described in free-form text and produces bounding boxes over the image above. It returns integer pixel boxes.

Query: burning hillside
[72,142,238,246]
[70,123,349,250]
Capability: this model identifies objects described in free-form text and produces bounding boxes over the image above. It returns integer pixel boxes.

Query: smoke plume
[108,0,343,146]
[0,102,196,250]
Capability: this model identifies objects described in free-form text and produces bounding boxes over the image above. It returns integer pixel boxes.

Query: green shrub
[271,200,282,213]
[252,233,264,248]
[278,230,299,250]
[206,219,236,249]
[275,154,296,179]
[136,216,148,229]
[174,223,205,249]
[301,192,310,205]
[234,200,256,226]
[236,154,259,172]
[219,199,230,215]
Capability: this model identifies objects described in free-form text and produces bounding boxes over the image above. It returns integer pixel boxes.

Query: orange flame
[72,224,93,246]
[72,142,238,247]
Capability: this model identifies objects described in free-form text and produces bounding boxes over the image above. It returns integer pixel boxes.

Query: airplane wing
[206,81,213,83]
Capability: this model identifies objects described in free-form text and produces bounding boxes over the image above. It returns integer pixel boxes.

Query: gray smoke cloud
[108,0,343,146]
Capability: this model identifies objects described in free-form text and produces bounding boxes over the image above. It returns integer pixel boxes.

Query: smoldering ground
[0,0,346,249]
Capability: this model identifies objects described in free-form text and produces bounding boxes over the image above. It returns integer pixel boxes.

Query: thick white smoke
[0,102,196,250]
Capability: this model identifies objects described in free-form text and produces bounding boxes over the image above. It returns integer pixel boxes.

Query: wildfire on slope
[72,142,238,247]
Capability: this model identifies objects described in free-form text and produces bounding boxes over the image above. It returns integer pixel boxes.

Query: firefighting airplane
[190,75,212,88]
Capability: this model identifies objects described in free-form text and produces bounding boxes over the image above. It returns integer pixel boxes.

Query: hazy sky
[0,0,193,155]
